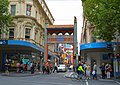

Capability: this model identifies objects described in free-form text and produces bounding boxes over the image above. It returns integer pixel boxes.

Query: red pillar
[72,35,74,65]
[46,44,48,62]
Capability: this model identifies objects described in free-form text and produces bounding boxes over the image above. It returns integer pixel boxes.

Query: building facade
[80,16,120,74]
[0,0,55,70]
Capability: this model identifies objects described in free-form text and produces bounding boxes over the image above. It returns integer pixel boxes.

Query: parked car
[57,64,67,72]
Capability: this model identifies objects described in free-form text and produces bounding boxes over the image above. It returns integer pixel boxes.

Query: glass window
[0,29,1,38]
[26,5,32,16]
[35,11,37,18]
[9,28,14,38]
[11,5,16,16]
[25,28,31,38]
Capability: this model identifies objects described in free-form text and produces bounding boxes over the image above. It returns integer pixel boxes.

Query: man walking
[100,63,105,79]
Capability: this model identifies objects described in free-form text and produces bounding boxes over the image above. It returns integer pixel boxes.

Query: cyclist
[77,62,84,79]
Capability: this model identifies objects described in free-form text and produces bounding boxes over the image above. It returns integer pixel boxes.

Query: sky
[45,0,83,53]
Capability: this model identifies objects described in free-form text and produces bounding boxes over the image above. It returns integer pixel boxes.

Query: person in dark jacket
[4,59,10,73]
[100,63,106,79]
[42,63,46,74]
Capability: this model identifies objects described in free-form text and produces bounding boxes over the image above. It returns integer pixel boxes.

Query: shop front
[0,40,43,71]
[80,42,120,74]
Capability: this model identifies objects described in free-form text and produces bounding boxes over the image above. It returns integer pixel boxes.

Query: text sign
[48,35,73,44]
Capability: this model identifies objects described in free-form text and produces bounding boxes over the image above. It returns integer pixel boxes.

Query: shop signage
[0,40,8,44]
[47,35,73,44]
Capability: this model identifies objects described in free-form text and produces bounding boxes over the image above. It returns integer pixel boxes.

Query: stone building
[0,0,55,70]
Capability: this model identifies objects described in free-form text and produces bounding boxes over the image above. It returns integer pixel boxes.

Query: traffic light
[107,44,112,49]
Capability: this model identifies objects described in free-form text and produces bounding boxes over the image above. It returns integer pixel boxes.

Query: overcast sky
[45,0,83,52]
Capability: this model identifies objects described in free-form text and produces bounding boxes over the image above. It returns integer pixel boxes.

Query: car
[68,65,73,71]
[57,64,67,72]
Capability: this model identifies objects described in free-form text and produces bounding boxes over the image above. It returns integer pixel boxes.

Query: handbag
[92,70,95,75]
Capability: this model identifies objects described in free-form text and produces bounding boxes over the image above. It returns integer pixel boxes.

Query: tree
[0,0,12,37]
[82,0,120,41]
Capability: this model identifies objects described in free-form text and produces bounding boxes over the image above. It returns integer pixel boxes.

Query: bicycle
[70,72,80,80]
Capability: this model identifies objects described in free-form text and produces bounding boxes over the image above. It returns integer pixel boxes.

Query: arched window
[25,28,31,39]
[9,28,14,39]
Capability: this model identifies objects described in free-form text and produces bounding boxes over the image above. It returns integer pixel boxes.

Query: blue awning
[0,40,59,58]
[0,40,44,52]
[80,42,120,50]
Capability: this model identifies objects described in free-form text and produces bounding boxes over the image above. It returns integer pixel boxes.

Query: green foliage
[82,0,120,41]
[0,0,12,35]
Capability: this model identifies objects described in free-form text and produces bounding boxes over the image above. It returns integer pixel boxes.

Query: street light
[113,43,118,80]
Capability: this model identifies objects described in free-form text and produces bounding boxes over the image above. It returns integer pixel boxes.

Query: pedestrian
[83,62,87,77]
[30,61,35,74]
[24,62,28,71]
[42,63,46,74]
[45,62,50,74]
[105,64,111,79]
[4,59,10,74]
[76,61,81,75]
[100,63,105,79]
[53,62,58,73]
[16,62,20,72]
[49,63,53,73]
[77,62,84,79]
[37,62,40,72]
[86,63,91,79]
[92,62,97,80]
[20,60,23,73]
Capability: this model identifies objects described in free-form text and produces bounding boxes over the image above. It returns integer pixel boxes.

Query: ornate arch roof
[47,25,74,35]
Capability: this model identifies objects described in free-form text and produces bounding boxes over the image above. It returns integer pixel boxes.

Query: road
[0,72,119,85]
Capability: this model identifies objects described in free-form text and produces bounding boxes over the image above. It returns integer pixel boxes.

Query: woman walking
[86,63,91,79]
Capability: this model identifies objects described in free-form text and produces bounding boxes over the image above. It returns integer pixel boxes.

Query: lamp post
[113,31,119,80]
[113,43,118,80]
[73,16,77,66]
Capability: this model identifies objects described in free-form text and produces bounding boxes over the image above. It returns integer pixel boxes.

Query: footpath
[64,71,120,83]
[0,71,41,77]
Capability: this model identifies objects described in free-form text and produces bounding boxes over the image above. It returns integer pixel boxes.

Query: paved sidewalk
[64,71,120,81]
[0,71,41,77]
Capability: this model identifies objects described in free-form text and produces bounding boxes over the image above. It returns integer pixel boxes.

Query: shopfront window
[7,54,18,68]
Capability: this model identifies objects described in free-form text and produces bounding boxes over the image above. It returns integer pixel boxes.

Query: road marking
[85,79,89,85]
[99,79,114,82]
[115,81,120,85]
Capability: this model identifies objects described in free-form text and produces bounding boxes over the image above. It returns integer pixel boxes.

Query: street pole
[73,16,77,66]
[113,43,118,80]
[44,19,48,63]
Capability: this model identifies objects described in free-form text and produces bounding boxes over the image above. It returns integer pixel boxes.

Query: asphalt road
[0,72,120,85]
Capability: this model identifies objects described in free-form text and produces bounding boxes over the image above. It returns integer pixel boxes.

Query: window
[0,29,1,38]
[35,32,37,41]
[11,5,16,16]
[9,28,14,38]
[25,28,31,38]
[35,11,37,18]
[26,5,32,16]
[102,54,109,60]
